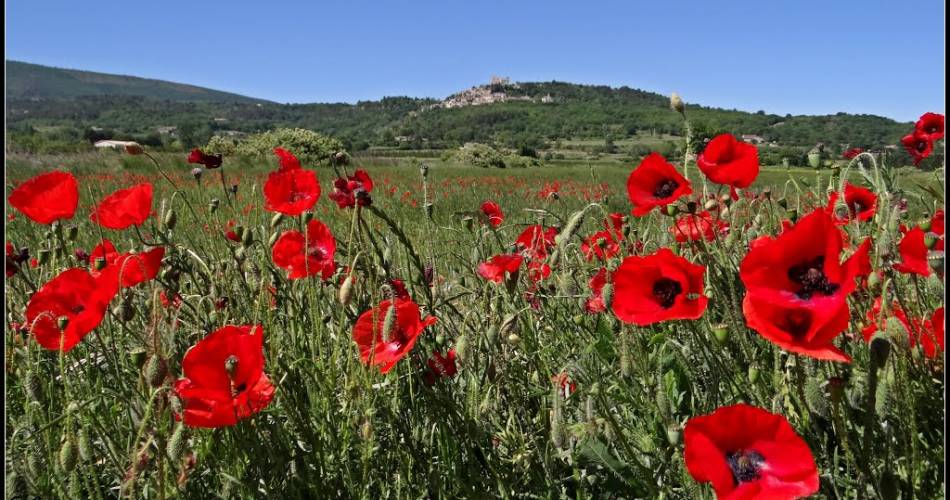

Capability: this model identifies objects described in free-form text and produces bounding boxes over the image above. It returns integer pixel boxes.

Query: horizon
[7,0,946,121]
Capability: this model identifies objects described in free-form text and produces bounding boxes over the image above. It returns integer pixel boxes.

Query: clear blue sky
[7,0,945,121]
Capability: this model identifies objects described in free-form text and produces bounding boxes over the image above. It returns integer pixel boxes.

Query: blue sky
[7,0,945,121]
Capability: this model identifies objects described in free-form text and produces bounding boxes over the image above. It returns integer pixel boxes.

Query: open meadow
[4,123,946,499]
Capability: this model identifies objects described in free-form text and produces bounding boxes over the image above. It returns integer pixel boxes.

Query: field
[4,136,946,499]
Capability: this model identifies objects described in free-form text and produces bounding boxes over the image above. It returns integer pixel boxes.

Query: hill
[6,61,269,104]
[5,63,913,156]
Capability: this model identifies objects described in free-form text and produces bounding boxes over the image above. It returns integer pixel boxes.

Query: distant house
[156,126,177,135]
[94,140,138,150]
[741,134,766,144]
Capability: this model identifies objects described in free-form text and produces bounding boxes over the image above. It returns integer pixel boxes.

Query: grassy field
[4,147,945,498]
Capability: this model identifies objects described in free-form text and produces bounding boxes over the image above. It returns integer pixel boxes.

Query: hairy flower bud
[339,275,355,305]
[670,92,685,115]
[124,142,144,155]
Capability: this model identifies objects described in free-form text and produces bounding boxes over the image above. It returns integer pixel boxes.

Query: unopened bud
[339,275,355,305]
[145,356,167,387]
[670,92,685,115]
[38,249,51,265]
[600,283,614,310]
[748,365,760,384]
[191,168,204,180]
[59,438,78,472]
[209,199,220,213]
[66,225,79,241]
[870,334,891,368]
[270,213,284,229]
[57,316,69,330]
[124,143,145,155]
[665,205,679,217]
[381,303,398,343]
[703,199,719,211]
[419,163,429,179]
[712,324,729,344]
[163,209,178,230]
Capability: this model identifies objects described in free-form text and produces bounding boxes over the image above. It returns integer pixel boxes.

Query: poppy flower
[739,208,870,362]
[351,298,437,373]
[932,209,944,251]
[6,242,22,278]
[223,220,241,243]
[271,219,337,280]
[893,226,930,276]
[89,239,164,288]
[388,279,411,300]
[585,268,612,313]
[612,248,707,325]
[263,148,321,216]
[842,147,864,160]
[187,148,223,169]
[423,349,458,385]
[552,372,576,399]
[826,183,877,224]
[526,260,551,283]
[626,153,692,217]
[478,253,523,283]
[581,230,622,261]
[670,211,728,242]
[921,308,944,358]
[328,170,374,209]
[173,325,275,428]
[901,132,933,166]
[862,300,944,359]
[539,182,561,199]
[160,291,183,309]
[25,268,117,352]
[684,403,819,500]
[8,171,80,224]
[480,201,504,227]
[915,112,944,142]
[515,225,558,259]
[90,183,154,230]
[696,134,760,199]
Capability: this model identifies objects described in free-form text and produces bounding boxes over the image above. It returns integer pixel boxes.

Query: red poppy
[526,260,551,283]
[921,308,944,358]
[842,147,864,160]
[160,291,183,309]
[223,220,241,243]
[6,242,25,278]
[263,148,320,215]
[25,268,117,352]
[626,153,692,217]
[173,325,275,428]
[893,226,930,276]
[739,208,870,362]
[8,171,79,224]
[480,201,504,227]
[89,239,164,289]
[539,182,561,199]
[515,225,558,259]
[696,134,760,199]
[670,211,728,242]
[826,182,877,224]
[90,183,154,230]
[932,209,945,251]
[862,299,944,359]
[684,403,819,500]
[552,372,576,399]
[612,248,707,325]
[271,219,337,280]
[901,131,933,166]
[581,230,622,261]
[477,254,523,283]
[585,268,612,313]
[423,349,458,385]
[328,170,374,209]
[388,279,411,300]
[915,112,944,142]
[352,298,437,373]
[187,148,223,169]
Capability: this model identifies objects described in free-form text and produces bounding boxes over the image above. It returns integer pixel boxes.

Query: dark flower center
[916,141,929,153]
[726,450,764,485]
[849,201,866,214]
[653,179,679,199]
[70,304,85,314]
[307,246,327,260]
[289,191,310,202]
[780,309,812,337]
[787,256,839,299]
[652,278,683,308]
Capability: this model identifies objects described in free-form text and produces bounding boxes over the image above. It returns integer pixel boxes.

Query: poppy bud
[924,234,939,249]
[419,163,429,179]
[828,376,845,405]
[59,437,78,473]
[870,334,891,368]
[209,199,219,213]
[572,314,584,325]
[670,92,685,115]
[302,211,314,224]
[268,232,279,248]
[38,249,50,265]
[334,151,350,166]
[114,301,134,323]
[804,377,828,418]
[703,199,719,211]
[78,428,93,461]
[64,224,79,241]
[360,419,373,440]
[230,184,238,194]
[57,315,69,330]
[23,372,42,403]
[242,227,253,246]
[454,334,468,361]
[786,209,798,222]
[666,426,682,446]
[270,213,284,229]
[124,142,144,155]
[381,303,397,343]
[507,333,521,345]
[463,216,474,231]
[191,168,204,180]
[167,424,186,461]
[601,283,614,310]
[339,275,355,305]
[145,356,167,387]
[747,365,760,384]
[919,218,932,232]
[712,324,728,344]
[486,324,499,343]
[163,209,178,230]
[929,254,944,274]
[665,205,679,217]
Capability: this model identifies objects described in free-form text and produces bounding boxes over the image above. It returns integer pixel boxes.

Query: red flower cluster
[670,211,728,243]
[902,112,944,166]
[740,208,870,362]
[173,325,275,428]
[684,403,819,499]
[328,170,374,209]
[627,153,691,216]
[263,148,321,215]
[862,298,944,358]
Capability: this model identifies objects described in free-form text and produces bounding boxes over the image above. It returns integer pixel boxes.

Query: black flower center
[916,141,929,153]
[780,309,812,338]
[652,278,682,308]
[70,304,85,314]
[787,256,839,299]
[726,450,764,485]
[849,201,866,215]
[653,179,679,199]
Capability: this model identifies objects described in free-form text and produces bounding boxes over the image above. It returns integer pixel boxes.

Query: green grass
[4,150,945,498]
